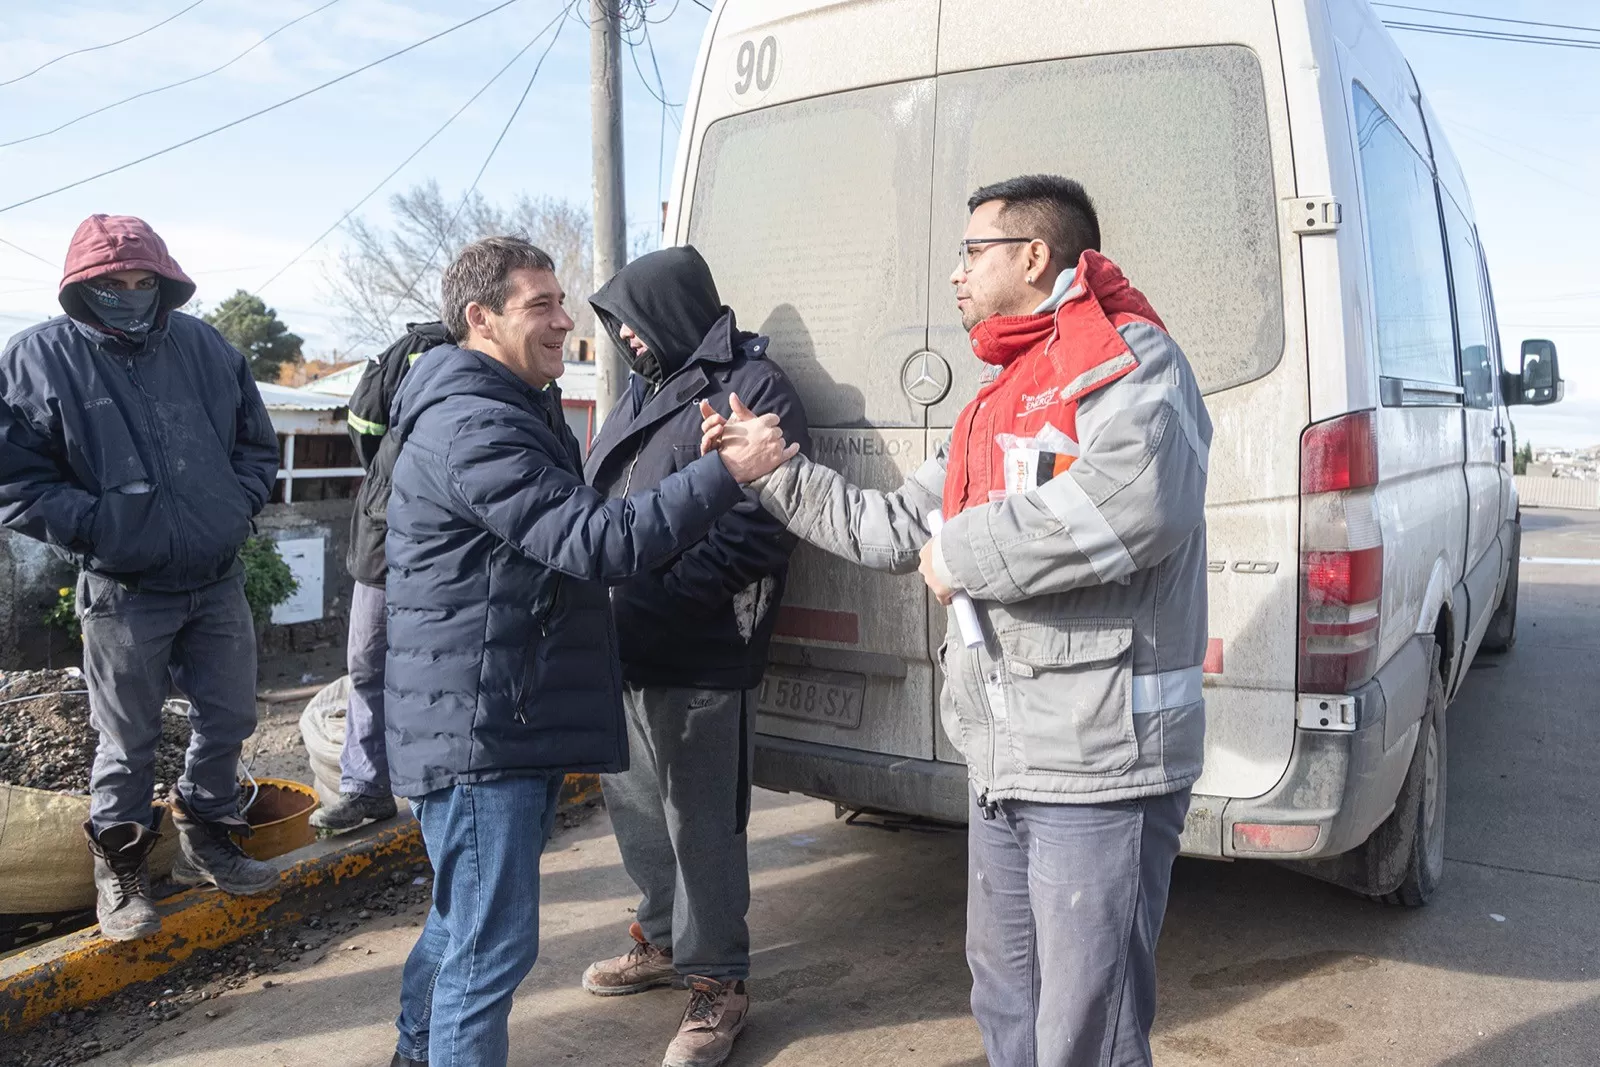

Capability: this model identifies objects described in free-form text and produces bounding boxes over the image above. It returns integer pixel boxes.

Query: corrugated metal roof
[301,361,371,400]
[257,382,347,412]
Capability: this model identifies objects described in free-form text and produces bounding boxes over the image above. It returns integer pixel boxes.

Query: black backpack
[345,322,453,585]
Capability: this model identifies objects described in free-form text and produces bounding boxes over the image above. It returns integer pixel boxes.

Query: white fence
[1516,476,1600,511]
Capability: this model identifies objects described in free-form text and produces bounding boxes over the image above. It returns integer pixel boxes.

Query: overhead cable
[0,236,57,269]
[0,0,209,88]
[1383,21,1600,50]
[2,0,346,150]
[1373,4,1600,35]
[0,0,530,216]
[384,2,574,320]
[257,5,570,295]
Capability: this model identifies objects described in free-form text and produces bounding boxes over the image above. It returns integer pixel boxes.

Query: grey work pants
[601,685,756,982]
[78,570,259,835]
[966,786,1190,1067]
[339,581,390,797]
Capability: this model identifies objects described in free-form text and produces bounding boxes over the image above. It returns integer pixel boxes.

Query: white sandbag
[298,676,351,809]
[0,784,179,914]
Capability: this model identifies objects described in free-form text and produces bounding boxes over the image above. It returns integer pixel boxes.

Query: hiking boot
[663,976,749,1067]
[389,1054,427,1067]
[169,796,278,895]
[83,820,162,942]
[309,791,397,831]
[583,921,679,996]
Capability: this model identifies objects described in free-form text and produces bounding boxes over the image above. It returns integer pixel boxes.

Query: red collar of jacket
[943,251,1166,518]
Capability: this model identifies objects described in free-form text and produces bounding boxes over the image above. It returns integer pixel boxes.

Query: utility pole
[591,0,628,427]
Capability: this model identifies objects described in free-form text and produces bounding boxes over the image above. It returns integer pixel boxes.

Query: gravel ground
[0,670,191,795]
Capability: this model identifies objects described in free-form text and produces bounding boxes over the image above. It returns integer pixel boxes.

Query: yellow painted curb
[0,814,424,1034]
[0,773,603,1034]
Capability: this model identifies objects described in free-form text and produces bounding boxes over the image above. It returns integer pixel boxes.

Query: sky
[0,0,1594,448]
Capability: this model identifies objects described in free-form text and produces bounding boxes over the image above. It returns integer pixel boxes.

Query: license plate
[756,666,865,730]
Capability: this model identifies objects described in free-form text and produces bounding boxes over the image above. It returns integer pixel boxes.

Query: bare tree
[326,180,595,350]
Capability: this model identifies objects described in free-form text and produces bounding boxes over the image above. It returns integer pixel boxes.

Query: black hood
[590,245,723,384]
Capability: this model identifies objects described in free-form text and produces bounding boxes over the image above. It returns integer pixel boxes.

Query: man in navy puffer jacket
[383,236,796,1067]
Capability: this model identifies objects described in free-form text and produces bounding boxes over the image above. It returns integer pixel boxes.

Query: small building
[255,383,362,505]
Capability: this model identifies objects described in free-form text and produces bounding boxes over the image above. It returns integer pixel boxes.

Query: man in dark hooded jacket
[0,215,281,942]
[580,246,808,1067]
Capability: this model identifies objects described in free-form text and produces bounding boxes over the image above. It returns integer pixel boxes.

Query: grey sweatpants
[966,786,1190,1067]
[78,570,259,835]
[601,685,756,983]
[340,581,390,797]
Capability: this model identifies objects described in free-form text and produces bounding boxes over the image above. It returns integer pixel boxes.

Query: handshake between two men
[697,394,957,606]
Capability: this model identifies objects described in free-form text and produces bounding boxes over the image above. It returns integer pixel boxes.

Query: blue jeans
[339,581,390,796]
[396,775,563,1067]
[966,787,1189,1067]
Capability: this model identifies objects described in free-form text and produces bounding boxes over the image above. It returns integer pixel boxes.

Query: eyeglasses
[958,236,1037,272]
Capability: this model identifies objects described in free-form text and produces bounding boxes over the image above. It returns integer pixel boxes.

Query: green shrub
[43,537,297,638]
[241,536,299,627]
[44,585,80,643]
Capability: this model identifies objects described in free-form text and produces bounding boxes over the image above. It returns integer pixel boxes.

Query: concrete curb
[0,773,602,1034]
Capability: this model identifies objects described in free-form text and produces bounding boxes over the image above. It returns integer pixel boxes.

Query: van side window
[1352,84,1457,391]
[1442,195,1493,408]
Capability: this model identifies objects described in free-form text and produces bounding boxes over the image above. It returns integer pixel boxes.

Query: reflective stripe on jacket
[758,252,1211,804]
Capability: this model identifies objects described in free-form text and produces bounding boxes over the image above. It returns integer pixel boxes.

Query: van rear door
[683,4,945,761]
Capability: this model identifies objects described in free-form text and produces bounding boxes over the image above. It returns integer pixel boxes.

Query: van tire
[1362,647,1448,907]
[1480,525,1521,653]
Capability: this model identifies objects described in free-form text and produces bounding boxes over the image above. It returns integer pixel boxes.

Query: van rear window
[933,45,1285,396]
[689,45,1284,418]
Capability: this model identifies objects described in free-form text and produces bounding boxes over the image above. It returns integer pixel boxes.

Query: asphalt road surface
[86,508,1600,1067]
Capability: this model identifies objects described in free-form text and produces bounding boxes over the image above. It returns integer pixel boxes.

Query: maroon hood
[58,214,196,326]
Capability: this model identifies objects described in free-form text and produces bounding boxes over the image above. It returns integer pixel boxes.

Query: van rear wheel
[1359,646,1448,907]
[1480,524,1521,653]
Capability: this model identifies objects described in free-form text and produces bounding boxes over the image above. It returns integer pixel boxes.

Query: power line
[1373,4,1600,36]
[384,2,574,320]
[1383,21,1600,50]
[1,0,345,151]
[0,236,56,269]
[257,6,570,296]
[0,0,530,217]
[689,0,712,11]
[0,0,210,88]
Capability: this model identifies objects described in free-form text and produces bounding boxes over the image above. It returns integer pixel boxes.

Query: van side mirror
[1507,339,1563,406]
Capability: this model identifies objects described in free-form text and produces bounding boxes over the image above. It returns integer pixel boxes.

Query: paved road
[88,509,1600,1067]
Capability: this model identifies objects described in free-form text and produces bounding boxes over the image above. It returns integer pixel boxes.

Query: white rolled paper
[926,512,985,649]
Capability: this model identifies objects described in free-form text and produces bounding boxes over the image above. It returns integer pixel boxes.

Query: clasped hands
[698,395,954,604]
[698,393,801,484]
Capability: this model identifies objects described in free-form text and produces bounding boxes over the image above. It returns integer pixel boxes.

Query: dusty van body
[664,0,1561,902]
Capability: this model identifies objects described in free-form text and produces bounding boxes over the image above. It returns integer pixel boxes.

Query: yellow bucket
[239,779,320,861]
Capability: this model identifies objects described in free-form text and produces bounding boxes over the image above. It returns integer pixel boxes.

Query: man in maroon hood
[0,215,282,940]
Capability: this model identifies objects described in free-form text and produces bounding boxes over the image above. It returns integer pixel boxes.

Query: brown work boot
[583,921,678,995]
[663,976,749,1067]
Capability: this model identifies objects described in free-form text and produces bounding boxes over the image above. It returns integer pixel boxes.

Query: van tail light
[1299,411,1382,693]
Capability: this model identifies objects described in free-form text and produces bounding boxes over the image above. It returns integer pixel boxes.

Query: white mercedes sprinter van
[665,0,1565,904]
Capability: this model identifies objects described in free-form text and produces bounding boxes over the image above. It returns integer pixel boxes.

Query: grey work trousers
[601,684,756,982]
[78,570,259,835]
[966,786,1190,1067]
[339,581,390,797]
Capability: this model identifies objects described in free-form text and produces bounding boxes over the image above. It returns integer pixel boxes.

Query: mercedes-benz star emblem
[901,350,952,405]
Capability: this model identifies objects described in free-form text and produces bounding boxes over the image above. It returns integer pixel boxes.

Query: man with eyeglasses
[700,175,1212,1067]
[0,215,281,941]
